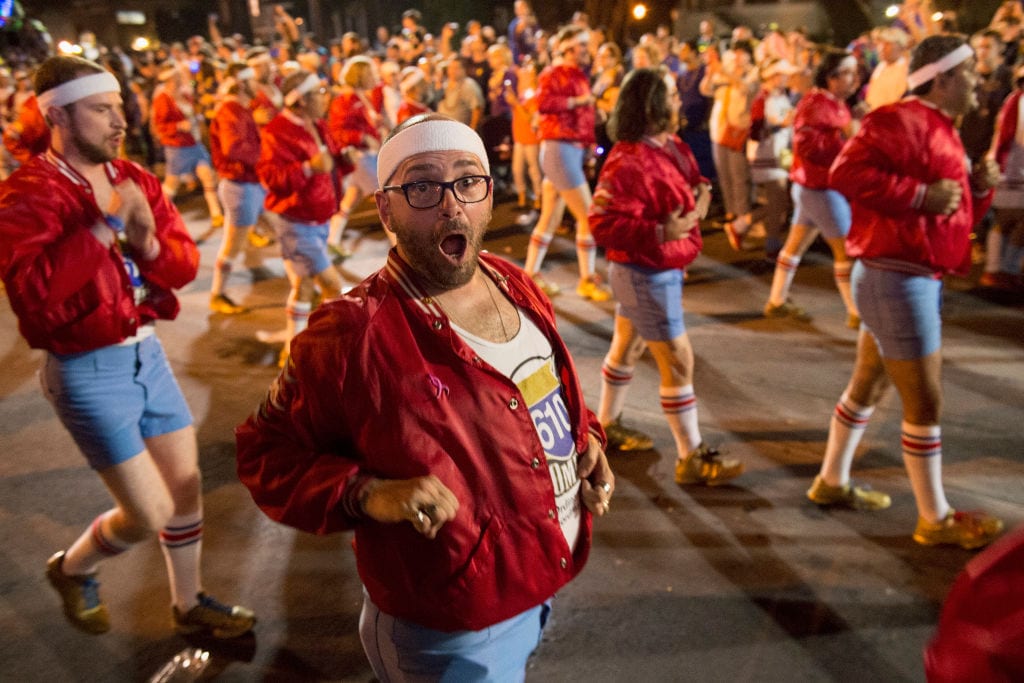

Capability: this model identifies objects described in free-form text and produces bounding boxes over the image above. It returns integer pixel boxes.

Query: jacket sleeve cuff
[341,473,376,520]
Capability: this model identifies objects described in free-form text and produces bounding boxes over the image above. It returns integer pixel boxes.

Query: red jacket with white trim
[257,111,338,224]
[830,97,990,277]
[536,64,595,144]
[0,152,198,353]
[209,97,261,183]
[590,136,706,270]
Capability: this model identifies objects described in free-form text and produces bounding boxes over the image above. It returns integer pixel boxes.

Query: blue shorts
[540,140,586,191]
[853,261,943,360]
[345,150,379,195]
[218,179,266,227]
[39,334,193,470]
[360,592,550,682]
[609,262,686,341]
[791,184,851,239]
[164,143,211,177]
[265,212,331,277]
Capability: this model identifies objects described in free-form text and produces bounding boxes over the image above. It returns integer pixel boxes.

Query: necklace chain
[434,272,510,343]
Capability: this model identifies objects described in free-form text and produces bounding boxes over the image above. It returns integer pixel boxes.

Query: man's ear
[374,190,394,233]
[43,104,66,129]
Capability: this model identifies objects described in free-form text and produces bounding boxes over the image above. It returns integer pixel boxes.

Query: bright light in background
[131,36,150,51]
[632,3,647,21]
[885,5,899,18]
[57,40,83,55]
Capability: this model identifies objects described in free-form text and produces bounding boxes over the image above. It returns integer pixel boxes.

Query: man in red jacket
[0,56,254,637]
[256,69,344,366]
[808,36,1003,549]
[237,113,613,679]
[208,62,267,314]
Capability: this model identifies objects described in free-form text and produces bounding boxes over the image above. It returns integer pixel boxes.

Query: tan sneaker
[531,274,561,298]
[576,276,611,302]
[675,444,743,486]
[764,299,812,322]
[173,593,256,639]
[807,475,891,510]
[603,417,654,452]
[913,509,1004,550]
[46,551,110,634]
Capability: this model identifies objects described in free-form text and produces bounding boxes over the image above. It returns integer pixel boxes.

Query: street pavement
[0,192,1021,682]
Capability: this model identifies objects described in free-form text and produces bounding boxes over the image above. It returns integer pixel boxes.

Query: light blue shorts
[218,179,266,227]
[360,592,551,682]
[40,334,193,470]
[345,150,379,195]
[609,262,686,341]
[791,184,851,239]
[265,213,331,277]
[540,140,586,191]
[164,143,211,177]
[852,261,943,359]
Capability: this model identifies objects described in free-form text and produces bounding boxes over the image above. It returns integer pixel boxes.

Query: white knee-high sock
[159,513,203,611]
[598,358,634,425]
[661,385,701,457]
[211,257,232,297]
[768,252,801,306]
[834,261,857,316]
[527,231,553,275]
[576,235,597,279]
[901,422,949,523]
[62,509,133,576]
[819,392,874,486]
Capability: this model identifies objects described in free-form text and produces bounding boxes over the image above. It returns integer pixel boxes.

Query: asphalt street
[0,192,1021,682]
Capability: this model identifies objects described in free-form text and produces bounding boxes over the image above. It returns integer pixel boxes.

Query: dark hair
[909,35,969,96]
[607,67,673,142]
[34,55,104,96]
[813,48,852,89]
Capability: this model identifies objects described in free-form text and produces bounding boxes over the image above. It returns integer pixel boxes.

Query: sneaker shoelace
[80,576,102,610]
[197,593,234,615]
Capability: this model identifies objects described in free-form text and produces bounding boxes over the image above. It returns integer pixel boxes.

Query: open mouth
[440,233,468,259]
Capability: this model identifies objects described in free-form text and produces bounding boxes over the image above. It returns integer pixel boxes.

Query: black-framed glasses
[382,174,492,209]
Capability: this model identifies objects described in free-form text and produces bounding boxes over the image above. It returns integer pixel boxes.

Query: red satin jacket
[591,136,706,271]
[0,152,198,353]
[236,250,601,632]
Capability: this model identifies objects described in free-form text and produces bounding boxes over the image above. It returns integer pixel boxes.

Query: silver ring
[600,482,611,494]
[416,510,425,524]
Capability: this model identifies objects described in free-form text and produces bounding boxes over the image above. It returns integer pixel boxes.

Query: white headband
[235,67,255,81]
[247,53,272,66]
[907,43,973,90]
[377,118,490,187]
[36,72,120,111]
[283,73,322,106]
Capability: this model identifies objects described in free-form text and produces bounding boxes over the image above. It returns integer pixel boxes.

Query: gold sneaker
[46,551,110,634]
[209,293,247,315]
[806,475,891,511]
[577,277,611,302]
[913,509,1004,550]
[604,417,654,452]
[675,444,743,486]
[173,592,256,639]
